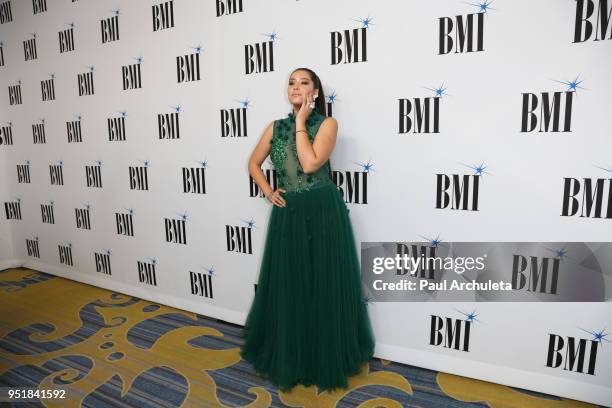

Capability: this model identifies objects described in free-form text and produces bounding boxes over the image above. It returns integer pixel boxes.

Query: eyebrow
[289,77,310,81]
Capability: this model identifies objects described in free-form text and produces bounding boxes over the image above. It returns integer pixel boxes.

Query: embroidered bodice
[269,110,334,193]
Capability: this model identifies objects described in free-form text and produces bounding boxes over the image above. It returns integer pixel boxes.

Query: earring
[309,94,317,109]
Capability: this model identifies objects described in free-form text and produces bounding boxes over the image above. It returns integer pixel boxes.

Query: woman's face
[288,70,318,106]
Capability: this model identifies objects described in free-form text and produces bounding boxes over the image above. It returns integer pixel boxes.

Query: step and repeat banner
[1,0,611,405]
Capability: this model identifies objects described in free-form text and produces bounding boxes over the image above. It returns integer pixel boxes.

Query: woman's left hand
[295,89,314,125]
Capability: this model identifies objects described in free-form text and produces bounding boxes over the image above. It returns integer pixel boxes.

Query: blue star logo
[456,308,481,323]
[58,160,63,166]
[68,242,72,248]
[104,248,112,255]
[112,8,120,16]
[75,114,82,121]
[50,73,55,79]
[418,233,446,248]
[117,110,127,118]
[353,159,375,173]
[170,105,182,113]
[147,257,157,265]
[95,160,103,166]
[205,266,215,276]
[133,56,143,64]
[242,218,256,229]
[17,80,22,85]
[594,165,612,174]
[542,245,568,260]
[327,90,338,104]
[7,121,12,127]
[40,118,45,124]
[264,30,279,42]
[467,0,495,14]
[197,159,208,169]
[49,200,54,206]
[31,32,37,39]
[68,22,74,29]
[84,203,91,210]
[176,211,189,222]
[124,207,135,215]
[236,97,251,109]
[353,14,374,28]
[461,161,490,176]
[191,44,204,54]
[140,159,150,167]
[26,160,30,165]
[578,327,610,347]
[423,82,449,98]
[88,65,95,72]
[553,74,585,93]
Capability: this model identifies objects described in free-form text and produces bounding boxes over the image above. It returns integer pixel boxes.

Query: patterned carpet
[0,267,602,407]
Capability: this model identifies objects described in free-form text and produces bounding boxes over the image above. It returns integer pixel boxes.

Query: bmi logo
[429,309,479,352]
[399,82,447,134]
[32,0,46,14]
[129,160,150,191]
[561,166,612,219]
[17,161,31,183]
[189,266,215,299]
[59,23,75,53]
[216,0,243,17]
[511,249,562,295]
[177,45,201,83]
[439,2,491,54]
[221,98,249,137]
[108,110,127,141]
[4,198,21,220]
[32,118,46,144]
[138,258,158,286]
[75,204,92,230]
[152,0,174,31]
[331,160,372,204]
[49,160,64,186]
[158,105,181,139]
[41,74,55,101]
[250,167,278,198]
[26,237,40,258]
[23,33,37,61]
[436,162,487,211]
[0,1,13,24]
[331,15,371,65]
[0,121,13,145]
[101,9,120,43]
[546,326,609,375]
[94,249,112,275]
[85,160,103,188]
[521,75,583,133]
[573,0,612,42]
[396,241,439,280]
[77,66,95,96]
[8,80,22,105]
[226,218,254,254]
[41,201,55,224]
[165,211,187,244]
[245,31,275,74]
[59,243,73,266]
[183,160,207,194]
[67,114,82,143]
[116,208,135,237]
[122,57,142,90]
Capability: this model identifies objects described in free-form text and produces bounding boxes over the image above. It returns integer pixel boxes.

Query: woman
[240,67,375,393]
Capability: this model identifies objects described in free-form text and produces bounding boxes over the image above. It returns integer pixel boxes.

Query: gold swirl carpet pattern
[0,268,601,407]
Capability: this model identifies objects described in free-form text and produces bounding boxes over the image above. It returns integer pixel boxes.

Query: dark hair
[290,67,333,176]
[291,67,327,116]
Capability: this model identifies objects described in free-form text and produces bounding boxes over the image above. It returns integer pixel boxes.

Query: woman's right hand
[266,188,286,207]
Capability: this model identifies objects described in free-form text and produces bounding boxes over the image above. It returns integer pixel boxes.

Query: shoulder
[320,116,338,132]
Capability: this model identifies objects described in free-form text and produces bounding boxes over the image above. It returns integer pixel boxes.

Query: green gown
[240,109,376,393]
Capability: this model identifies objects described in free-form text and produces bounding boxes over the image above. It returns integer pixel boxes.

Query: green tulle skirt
[240,182,376,393]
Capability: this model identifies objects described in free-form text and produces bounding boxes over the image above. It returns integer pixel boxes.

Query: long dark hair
[290,68,333,175]
[291,67,326,116]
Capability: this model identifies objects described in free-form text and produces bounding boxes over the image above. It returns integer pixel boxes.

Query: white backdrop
[1,0,611,405]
